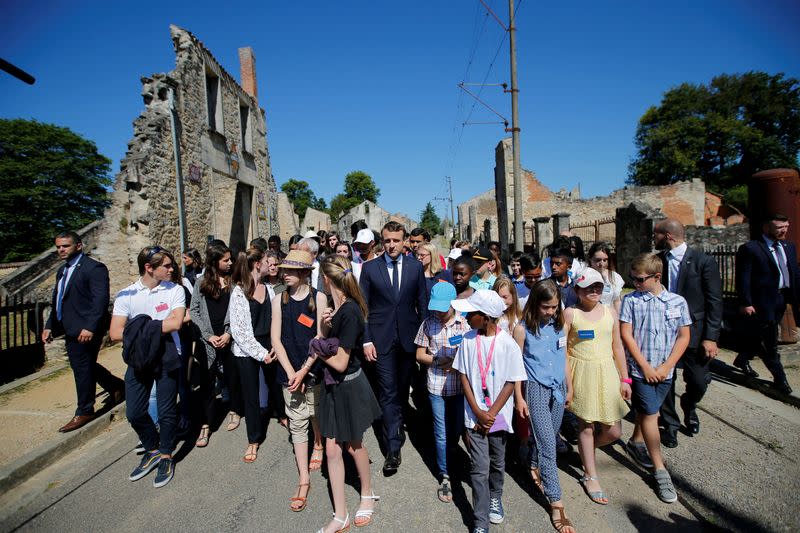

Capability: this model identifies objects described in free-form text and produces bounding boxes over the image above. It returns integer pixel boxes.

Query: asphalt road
[1,369,798,533]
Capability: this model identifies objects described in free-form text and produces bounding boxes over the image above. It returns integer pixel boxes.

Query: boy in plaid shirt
[619,253,691,503]
[415,281,470,503]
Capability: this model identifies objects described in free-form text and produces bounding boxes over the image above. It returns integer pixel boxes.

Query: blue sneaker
[153,457,174,488]
[472,528,488,533]
[129,450,160,481]
[488,497,504,524]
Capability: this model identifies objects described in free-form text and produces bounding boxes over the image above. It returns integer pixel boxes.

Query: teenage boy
[109,246,186,488]
[415,282,470,503]
[516,253,543,308]
[452,255,477,300]
[353,228,377,263]
[452,290,527,532]
[619,253,691,503]
[469,246,499,291]
[549,249,577,308]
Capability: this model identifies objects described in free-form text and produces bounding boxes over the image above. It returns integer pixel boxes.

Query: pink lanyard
[476,334,498,407]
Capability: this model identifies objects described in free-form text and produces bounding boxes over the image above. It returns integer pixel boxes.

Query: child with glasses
[619,253,691,503]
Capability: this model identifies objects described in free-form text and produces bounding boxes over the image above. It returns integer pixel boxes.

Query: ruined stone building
[335,200,417,238]
[458,138,728,250]
[89,25,278,292]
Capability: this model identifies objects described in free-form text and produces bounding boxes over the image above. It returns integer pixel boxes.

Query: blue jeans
[125,366,177,455]
[429,393,463,478]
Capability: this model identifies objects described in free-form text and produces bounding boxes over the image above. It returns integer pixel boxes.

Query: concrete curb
[0,401,127,495]
[0,363,68,396]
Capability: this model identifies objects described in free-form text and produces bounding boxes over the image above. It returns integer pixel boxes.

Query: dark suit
[658,246,723,431]
[45,254,122,415]
[735,237,800,382]
[360,254,428,454]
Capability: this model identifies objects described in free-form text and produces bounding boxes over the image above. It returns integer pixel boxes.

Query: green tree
[628,72,800,212]
[0,119,112,262]
[344,170,380,203]
[280,178,326,220]
[329,170,381,221]
[419,202,442,237]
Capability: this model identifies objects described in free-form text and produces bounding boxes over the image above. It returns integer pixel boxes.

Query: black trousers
[262,361,286,420]
[231,356,264,444]
[220,349,244,417]
[738,312,787,383]
[65,335,123,416]
[194,346,227,428]
[660,346,712,431]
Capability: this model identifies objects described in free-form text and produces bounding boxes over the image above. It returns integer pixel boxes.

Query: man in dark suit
[42,231,124,432]
[360,221,428,475]
[735,213,799,395]
[654,219,723,447]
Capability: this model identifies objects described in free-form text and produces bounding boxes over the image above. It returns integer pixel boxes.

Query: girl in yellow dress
[564,268,632,505]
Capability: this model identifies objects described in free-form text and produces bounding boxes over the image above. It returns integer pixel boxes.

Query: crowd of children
[108,225,695,533]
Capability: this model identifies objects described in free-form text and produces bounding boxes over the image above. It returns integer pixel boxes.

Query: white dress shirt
[384,252,404,291]
[666,242,687,292]
[763,235,790,289]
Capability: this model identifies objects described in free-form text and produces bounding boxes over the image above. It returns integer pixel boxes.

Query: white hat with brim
[450,289,506,319]
[575,267,605,288]
[303,230,320,240]
[354,229,374,244]
[447,248,462,260]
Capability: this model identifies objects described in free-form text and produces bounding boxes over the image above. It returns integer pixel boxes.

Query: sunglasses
[146,246,163,263]
[630,274,656,283]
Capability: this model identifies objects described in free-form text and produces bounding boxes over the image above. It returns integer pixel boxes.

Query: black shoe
[774,379,793,395]
[383,452,401,476]
[684,410,700,435]
[733,357,759,378]
[660,428,678,448]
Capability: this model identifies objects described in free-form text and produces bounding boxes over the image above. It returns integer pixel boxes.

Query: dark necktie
[391,259,399,296]
[774,242,791,289]
[57,263,70,321]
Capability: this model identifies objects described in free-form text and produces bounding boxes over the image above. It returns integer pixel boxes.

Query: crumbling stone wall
[459,138,713,247]
[91,25,278,293]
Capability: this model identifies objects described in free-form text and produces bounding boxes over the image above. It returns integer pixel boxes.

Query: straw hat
[280,250,314,269]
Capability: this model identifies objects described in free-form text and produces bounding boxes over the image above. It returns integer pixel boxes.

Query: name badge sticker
[155,302,168,313]
[577,330,595,339]
[603,284,612,293]
[448,334,463,346]
[666,308,681,319]
[297,313,314,328]
[558,336,567,349]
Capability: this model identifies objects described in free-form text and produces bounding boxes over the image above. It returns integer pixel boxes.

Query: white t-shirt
[600,271,624,306]
[452,328,527,433]
[112,279,186,354]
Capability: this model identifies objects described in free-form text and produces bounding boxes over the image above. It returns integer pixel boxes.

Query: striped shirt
[414,314,470,396]
[619,289,692,380]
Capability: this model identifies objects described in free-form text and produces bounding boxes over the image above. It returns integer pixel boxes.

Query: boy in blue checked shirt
[415,282,470,504]
[619,253,691,503]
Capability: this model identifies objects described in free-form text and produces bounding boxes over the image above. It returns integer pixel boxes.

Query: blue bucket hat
[428,281,457,312]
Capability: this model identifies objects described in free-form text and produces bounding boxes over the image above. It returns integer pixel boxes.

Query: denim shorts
[631,377,672,415]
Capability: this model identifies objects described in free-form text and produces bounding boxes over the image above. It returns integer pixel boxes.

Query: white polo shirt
[112,279,186,354]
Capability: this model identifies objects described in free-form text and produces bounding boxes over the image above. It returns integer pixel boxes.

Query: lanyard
[476,333,498,407]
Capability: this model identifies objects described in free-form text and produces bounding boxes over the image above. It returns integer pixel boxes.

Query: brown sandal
[289,482,310,512]
[243,443,258,463]
[530,467,544,492]
[550,506,576,533]
[309,446,324,472]
[195,425,210,448]
[226,412,241,431]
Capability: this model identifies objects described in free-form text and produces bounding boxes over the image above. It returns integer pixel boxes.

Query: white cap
[451,289,506,318]
[303,230,319,239]
[354,229,374,244]
[447,248,462,260]
[575,267,605,288]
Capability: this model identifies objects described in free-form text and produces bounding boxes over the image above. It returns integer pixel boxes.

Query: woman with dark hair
[288,234,304,250]
[229,246,276,463]
[334,241,353,260]
[587,241,623,314]
[569,236,587,268]
[325,231,340,256]
[182,248,203,287]
[190,243,234,447]
[264,251,286,301]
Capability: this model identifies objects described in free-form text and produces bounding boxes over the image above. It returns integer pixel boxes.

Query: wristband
[621,377,632,384]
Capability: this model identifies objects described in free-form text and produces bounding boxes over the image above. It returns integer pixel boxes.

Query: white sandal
[316,513,350,533]
[354,493,380,528]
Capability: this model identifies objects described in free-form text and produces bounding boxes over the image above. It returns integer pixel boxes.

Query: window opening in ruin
[239,104,252,153]
[364,203,370,214]
[205,70,223,133]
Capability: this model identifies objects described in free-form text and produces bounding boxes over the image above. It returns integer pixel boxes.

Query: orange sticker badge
[297,313,314,328]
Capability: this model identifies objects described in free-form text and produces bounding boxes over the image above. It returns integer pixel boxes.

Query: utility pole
[447,176,456,238]
[508,0,523,252]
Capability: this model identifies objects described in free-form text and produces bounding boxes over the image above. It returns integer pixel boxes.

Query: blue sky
[2,0,799,224]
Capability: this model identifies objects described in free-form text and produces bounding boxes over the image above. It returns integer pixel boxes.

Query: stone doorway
[229,182,253,254]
